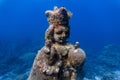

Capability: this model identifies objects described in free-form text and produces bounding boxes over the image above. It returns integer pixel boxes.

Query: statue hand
[51,66,59,74]
[43,66,59,75]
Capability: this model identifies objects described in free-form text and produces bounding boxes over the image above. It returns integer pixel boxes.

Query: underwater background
[0,0,120,80]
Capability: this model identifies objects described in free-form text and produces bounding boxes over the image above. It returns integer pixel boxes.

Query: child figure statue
[28,6,86,80]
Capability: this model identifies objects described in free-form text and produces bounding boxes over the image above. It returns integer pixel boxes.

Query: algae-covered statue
[28,6,86,80]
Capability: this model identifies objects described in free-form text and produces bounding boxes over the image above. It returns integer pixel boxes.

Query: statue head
[53,25,69,43]
[45,6,71,44]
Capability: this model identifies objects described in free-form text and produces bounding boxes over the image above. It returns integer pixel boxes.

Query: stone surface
[28,6,86,80]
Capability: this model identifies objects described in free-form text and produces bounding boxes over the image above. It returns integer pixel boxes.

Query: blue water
[0,0,120,80]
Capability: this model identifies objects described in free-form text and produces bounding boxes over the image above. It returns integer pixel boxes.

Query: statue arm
[35,47,60,76]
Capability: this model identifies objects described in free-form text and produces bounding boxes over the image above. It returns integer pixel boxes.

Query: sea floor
[0,44,120,80]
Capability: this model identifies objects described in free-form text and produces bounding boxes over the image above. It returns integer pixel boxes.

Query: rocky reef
[83,44,120,80]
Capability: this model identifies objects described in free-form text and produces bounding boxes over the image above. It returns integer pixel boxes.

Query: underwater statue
[28,6,86,80]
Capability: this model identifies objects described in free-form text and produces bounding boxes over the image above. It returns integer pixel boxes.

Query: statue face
[54,26,69,43]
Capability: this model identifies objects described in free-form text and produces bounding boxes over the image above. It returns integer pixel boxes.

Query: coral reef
[28,6,86,80]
